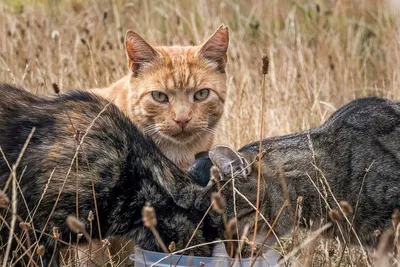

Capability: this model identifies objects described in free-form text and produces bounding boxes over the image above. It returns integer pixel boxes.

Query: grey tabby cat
[198,96,400,254]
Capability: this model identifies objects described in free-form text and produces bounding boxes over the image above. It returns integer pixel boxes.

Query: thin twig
[29,102,113,261]
[274,223,332,267]
[251,54,268,264]
[2,128,35,267]
[0,216,38,267]
[174,165,251,266]
[233,188,285,251]
[151,238,271,267]
[250,200,289,266]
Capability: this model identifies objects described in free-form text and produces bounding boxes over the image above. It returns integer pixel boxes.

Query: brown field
[1,0,400,266]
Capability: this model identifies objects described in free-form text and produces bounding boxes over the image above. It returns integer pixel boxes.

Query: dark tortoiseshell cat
[0,84,222,266]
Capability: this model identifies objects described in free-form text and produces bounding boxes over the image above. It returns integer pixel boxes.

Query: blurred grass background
[1,0,400,148]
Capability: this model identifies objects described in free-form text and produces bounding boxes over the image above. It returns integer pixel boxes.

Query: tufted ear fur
[208,145,250,180]
[196,24,229,72]
[194,145,250,211]
[125,30,160,76]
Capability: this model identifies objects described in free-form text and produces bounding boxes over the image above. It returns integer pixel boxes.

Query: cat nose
[174,118,191,129]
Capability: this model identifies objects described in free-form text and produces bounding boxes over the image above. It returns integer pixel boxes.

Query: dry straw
[2,1,400,265]
[211,192,226,213]
[142,202,157,228]
[210,166,221,183]
[168,241,176,253]
[36,245,45,257]
[0,191,10,208]
[328,209,341,222]
[66,215,85,234]
[66,215,91,242]
[141,202,168,253]
[87,210,94,222]
[250,54,270,263]
[224,218,238,257]
[340,200,353,216]
[19,222,31,231]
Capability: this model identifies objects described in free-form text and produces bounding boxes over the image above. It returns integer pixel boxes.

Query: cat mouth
[146,128,193,144]
[170,131,195,140]
[162,128,201,143]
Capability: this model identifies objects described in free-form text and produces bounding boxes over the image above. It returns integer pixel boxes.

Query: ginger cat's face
[125,26,229,153]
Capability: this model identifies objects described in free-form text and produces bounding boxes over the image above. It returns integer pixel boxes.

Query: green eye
[194,89,210,101]
[151,91,169,103]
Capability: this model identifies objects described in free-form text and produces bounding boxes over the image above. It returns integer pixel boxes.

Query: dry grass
[1,0,400,266]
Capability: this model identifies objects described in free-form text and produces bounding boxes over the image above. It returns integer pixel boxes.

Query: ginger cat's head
[124,25,229,166]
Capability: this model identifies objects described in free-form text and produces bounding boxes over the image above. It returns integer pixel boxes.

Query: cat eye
[194,89,210,102]
[151,91,169,103]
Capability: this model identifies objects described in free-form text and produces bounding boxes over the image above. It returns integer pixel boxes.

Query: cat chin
[154,131,198,144]
[164,135,195,145]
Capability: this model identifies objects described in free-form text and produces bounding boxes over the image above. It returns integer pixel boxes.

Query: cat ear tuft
[196,25,229,72]
[125,30,160,76]
[208,145,248,181]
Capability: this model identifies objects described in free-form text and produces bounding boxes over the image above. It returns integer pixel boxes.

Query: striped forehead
[160,66,201,91]
[156,46,204,91]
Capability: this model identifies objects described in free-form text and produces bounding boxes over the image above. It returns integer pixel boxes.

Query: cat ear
[208,145,250,180]
[125,30,160,76]
[196,24,229,72]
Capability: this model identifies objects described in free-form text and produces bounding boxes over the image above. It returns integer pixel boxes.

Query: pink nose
[174,119,191,129]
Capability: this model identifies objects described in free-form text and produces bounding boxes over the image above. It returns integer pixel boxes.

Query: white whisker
[203,127,232,143]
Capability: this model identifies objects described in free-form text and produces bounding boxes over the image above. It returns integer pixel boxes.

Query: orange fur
[91,25,229,168]
[81,26,230,266]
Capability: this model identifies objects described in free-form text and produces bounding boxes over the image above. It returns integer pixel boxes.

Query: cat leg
[135,212,212,257]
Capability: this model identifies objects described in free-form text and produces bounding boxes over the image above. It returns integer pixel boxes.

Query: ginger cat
[79,25,229,266]
[92,25,229,168]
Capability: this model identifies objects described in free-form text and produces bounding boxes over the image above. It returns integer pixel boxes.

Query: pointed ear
[208,145,250,181]
[196,24,229,72]
[125,30,160,76]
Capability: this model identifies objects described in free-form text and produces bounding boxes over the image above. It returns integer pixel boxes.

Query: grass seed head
[37,245,45,257]
[339,200,353,215]
[225,218,237,238]
[168,241,176,252]
[52,82,60,94]
[142,202,157,228]
[87,210,94,222]
[262,55,269,75]
[19,222,31,231]
[297,196,303,204]
[0,190,10,208]
[328,209,340,222]
[316,4,321,13]
[211,192,226,213]
[210,166,221,183]
[66,215,86,234]
[53,226,60,239]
